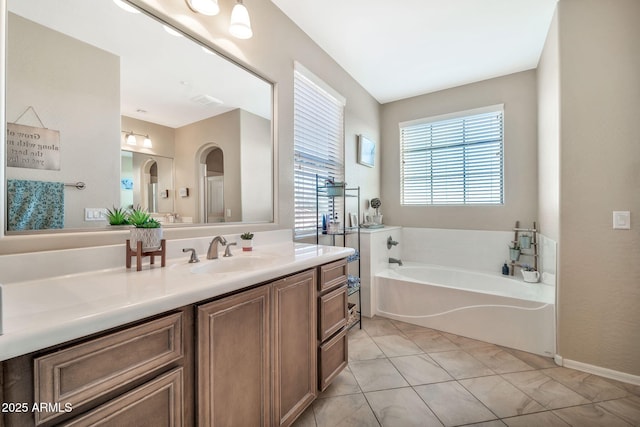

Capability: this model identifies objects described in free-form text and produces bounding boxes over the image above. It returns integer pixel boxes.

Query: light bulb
[229,1,253,39]
[186,0,219,16]
[143,136,153,148]
[126,133,137,145]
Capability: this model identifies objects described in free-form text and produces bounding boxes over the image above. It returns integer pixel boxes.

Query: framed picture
[358,134,376,167]
[349,212,358,228]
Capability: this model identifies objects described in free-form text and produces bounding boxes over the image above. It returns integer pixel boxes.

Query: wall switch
[85,208,107,221]
[613,211,630,229]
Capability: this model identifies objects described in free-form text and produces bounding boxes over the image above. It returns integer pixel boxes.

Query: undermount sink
[190,254,279,275]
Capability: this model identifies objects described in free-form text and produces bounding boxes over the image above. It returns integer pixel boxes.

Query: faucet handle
[387,236,399,249]
[182,248,200,263]
[224,242,237,257]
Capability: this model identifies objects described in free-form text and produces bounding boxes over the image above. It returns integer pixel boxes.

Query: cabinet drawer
[318,285,348,342]
[34,312,183,425]
[318,329,348,392]
[318,259,347,293]
[62,367,184,427]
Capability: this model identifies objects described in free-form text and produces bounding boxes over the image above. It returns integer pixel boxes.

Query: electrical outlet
[85,208,107,221]
[613,211,630,230]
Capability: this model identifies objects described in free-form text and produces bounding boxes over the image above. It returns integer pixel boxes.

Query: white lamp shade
[186,0,219,16]
[126,133,137,145]
[229,2,253,39]
[143,136,153,148]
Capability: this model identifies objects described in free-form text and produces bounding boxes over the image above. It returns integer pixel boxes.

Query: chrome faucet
[224,242,237,257]
[182,248,200,263]
[388,257,403,266]
[207,236,227,259]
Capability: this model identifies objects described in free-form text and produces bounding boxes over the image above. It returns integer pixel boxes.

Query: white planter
[129,227,163,251]
[241,239,253,251]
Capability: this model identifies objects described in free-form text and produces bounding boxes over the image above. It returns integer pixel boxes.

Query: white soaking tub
[376,263,555,357]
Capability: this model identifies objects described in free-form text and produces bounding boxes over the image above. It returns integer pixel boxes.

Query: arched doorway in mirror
[199,146,225,223]
[142,159,159,213]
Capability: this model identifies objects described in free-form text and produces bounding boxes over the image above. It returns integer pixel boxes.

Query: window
[400,105,504,206]
[293,63,345,236]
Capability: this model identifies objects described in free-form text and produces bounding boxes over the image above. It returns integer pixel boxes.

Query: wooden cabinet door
[272,270,317,427]
[197,286,271,427]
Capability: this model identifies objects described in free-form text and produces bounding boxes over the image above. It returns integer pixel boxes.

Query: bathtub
[375,263,556,357]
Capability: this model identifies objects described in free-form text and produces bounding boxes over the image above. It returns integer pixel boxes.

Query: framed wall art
[358,134,376,167]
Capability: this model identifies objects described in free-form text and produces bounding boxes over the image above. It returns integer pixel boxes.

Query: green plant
[240,232,254,240]
[128,206,161,228]
[105,206,129,226]
[508,241,520,250]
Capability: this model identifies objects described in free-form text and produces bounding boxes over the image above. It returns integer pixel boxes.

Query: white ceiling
[9,0,272,128]
[271,0,558,103]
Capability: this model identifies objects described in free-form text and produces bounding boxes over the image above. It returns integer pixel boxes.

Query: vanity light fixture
[123,131,153,148]
[143,135,153,148]
[229,0,253,39]
[125,132,137,146]
[186,0,220,16]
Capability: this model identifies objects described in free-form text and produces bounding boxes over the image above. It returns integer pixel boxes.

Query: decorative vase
[129,227,163,251]
[241,239,253,251]
[519,235,531,249]
[509,248,520,261]
[326,182,345,196]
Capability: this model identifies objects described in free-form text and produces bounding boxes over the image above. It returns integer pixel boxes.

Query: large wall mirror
[4,0,273,233]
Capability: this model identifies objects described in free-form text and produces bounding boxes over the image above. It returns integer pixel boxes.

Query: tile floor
[294,317,640,427]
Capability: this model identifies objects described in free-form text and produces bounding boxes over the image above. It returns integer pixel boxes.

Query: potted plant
[370,198,383,225]
[128,206,163,251]
[240,232,253,251]
[105,206,129,226]
[520,264,540,283]
[519,233,532,249]
[508,242,521,261]
[240,232,254,251]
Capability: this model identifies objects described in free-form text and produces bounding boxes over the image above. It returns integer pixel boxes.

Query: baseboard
[557,356,640,386]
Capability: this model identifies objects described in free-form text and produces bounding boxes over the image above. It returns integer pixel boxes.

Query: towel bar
[64,182,86,190]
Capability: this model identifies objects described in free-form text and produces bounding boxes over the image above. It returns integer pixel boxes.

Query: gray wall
[556,0,640,376]
[380,70,538,231]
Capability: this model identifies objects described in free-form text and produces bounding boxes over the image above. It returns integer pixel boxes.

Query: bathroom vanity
[0,241,352,426]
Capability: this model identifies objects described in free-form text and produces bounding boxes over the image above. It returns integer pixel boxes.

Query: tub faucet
[387,236,399,249]
[389,257,403,266]
[207,236,227,259]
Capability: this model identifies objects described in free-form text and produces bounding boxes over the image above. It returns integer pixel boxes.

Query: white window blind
[400,106,504,206]
[293,64,345,236]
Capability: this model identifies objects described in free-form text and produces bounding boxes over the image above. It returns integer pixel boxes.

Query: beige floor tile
[292,405,317,427]
[414,381,497,426]
[502,411,570,426]
[319,367,361,398]
[597,395,640,425]
[349,336,387,361]
[390,319,434,335]
[372,334,423,357]
[409,331,460,353]
[389,354,453,385]
[429,350,495,379]
[467,345,535,374]
[552,403,632,427]
[464,422,507,427]
[312,393,380,427]
[500,347,558,370]
[348,327,369,340]
[502,371,590,409]
[365,387,442,427]
[460,375,545,418]
[349,358,409,392]
[441,332,490,349]
[543,367,629,401]
[362,318,402,337]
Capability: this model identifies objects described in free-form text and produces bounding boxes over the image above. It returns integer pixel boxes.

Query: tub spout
[389,257,403,266]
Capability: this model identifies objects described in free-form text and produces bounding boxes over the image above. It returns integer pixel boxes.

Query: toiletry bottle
[502,262,509,275]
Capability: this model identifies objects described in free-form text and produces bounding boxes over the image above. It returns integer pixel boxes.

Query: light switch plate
[613,211,630,229]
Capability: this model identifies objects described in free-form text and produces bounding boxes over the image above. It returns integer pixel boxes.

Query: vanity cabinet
[1,308,194,427]
[317,259,349,391]
[197,269,317,427]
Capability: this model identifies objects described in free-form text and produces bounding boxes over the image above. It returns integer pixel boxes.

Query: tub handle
[387,236,399,249]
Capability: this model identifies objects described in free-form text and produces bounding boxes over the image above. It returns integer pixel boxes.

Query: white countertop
[0,242,354,361]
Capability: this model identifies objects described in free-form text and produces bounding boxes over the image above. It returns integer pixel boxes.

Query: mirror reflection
[5,0,273,232]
